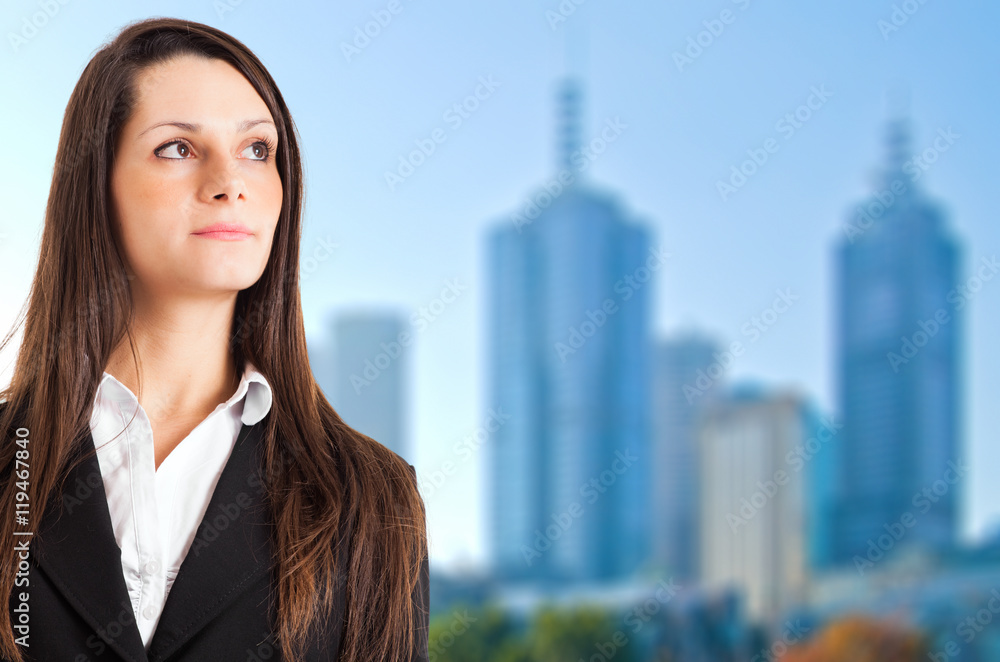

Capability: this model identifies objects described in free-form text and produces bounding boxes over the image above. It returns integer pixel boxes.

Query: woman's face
[110,53,283,299]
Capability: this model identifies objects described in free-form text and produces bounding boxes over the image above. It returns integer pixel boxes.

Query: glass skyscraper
[652,334,721,581]
[487,79,653,583]
[831,117,963,565]
[318,311,411,462]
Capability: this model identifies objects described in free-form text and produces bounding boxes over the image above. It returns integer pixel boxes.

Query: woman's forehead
[129,55,273,126]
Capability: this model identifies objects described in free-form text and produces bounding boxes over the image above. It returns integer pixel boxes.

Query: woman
[0,17,428,662]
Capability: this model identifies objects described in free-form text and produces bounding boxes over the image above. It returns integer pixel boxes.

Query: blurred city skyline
[1,0,997,576]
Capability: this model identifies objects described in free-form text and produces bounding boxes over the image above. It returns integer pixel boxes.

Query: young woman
[0,17,428,662]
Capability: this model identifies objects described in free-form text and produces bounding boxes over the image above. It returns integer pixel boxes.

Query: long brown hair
[0,16,427,662]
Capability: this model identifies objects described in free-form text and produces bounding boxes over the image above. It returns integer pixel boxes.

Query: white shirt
[88,362,273,649]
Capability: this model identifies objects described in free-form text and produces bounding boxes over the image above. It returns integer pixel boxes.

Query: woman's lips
[191,223,253,241]
[192,230,252,241]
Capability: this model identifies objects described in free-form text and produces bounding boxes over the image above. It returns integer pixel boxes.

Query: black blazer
[4,408,429,661]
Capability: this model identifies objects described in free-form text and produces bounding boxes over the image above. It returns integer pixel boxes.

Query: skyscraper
[831,116,963,565]
[319,311,411,462]
[698,383,815,626]
[652,333,721,581]
[487,78,654,583]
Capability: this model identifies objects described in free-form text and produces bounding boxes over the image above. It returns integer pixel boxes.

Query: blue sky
[1,0,997,571]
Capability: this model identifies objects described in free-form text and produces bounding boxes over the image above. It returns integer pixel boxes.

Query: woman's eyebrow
[137,118,276,139]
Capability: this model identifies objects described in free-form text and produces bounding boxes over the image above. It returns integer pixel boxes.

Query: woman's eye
[156,141,191,159]
[242,141,270,161]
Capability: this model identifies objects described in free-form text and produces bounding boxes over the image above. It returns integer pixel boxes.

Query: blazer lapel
[146,419,274,662]
[34,429,150,662]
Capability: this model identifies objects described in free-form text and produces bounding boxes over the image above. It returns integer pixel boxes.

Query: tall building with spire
[487,78,654,583]
[830,116,964,566]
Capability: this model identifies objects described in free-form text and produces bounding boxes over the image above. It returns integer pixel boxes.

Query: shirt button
[142,605,155,620]
[144,560,160,575]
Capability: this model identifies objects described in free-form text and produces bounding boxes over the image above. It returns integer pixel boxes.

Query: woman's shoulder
[376,444,419,493]
[336,427,418,485]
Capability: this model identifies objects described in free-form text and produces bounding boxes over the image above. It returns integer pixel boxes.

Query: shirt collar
[231,361,273,425]
[92,360,273,426]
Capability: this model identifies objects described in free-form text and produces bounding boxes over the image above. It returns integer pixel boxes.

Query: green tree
[428,603,529,662]
[527,604,639,662]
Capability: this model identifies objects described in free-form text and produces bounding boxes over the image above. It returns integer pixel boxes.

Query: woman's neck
[104,292,241,423]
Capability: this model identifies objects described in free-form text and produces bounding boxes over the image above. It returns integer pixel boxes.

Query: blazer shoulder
[370,439,418,486]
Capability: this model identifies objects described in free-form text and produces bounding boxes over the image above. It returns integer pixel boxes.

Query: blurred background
[2,1,999,659]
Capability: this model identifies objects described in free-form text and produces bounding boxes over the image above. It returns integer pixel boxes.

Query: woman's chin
[138,272,263,297]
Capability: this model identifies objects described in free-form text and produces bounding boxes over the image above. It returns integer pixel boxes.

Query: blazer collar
[34,418,273,662]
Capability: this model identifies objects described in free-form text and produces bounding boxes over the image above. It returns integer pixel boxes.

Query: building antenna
[557,5,590,182]
[883,82,913,190]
